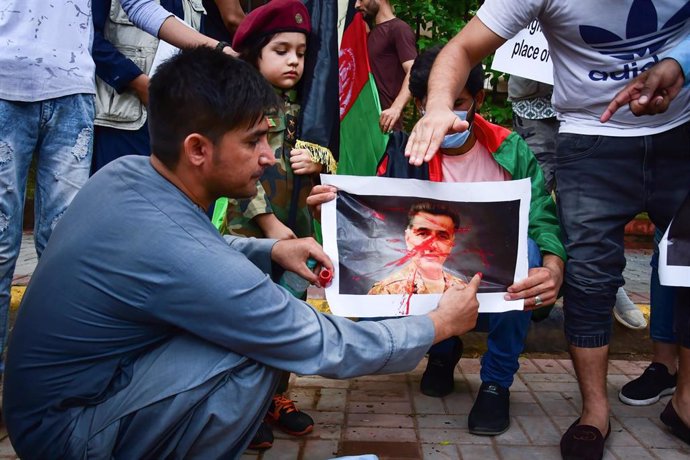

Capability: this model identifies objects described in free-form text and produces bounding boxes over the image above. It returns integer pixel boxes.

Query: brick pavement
[5,235,686,459]
[228,357,689,460]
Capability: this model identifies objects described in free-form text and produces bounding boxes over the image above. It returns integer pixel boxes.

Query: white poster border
[320,175,531,317]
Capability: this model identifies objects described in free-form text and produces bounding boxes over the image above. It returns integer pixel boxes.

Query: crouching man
[2,47,481,459]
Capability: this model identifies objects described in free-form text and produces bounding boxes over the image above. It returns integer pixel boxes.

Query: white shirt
[477,0,690,136]
[0,0,171,102]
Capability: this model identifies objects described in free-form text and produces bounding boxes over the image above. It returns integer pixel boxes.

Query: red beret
[232,0,311,51]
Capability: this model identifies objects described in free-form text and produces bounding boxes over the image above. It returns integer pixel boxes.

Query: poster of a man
[320,175,531,317]
[368,202,467,295]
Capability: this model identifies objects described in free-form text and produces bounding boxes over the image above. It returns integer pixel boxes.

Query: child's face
[258,32,307,90]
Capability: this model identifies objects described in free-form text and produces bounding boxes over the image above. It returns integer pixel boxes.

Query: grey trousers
[512,113,559,193]
[64,334,281,459]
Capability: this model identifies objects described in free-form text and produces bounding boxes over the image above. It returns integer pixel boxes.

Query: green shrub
[392,0,513,127]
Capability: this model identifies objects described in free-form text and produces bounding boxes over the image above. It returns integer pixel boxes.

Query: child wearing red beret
[214,0,336,451]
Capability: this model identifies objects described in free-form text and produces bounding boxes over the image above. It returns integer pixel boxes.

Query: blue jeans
[555,121,690,348]
[430,238,542,388]
[0,94,94,372]
[650,229,676,344]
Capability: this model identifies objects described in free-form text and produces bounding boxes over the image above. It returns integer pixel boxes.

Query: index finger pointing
[465,273,482,294]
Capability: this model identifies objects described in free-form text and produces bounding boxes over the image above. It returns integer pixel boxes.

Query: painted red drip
[398,266,418,315]
[399,291,413,315]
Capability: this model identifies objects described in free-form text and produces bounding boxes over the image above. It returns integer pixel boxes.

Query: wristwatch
[215,41,231,52]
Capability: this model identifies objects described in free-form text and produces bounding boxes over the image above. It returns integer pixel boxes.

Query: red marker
[319,267,333,287]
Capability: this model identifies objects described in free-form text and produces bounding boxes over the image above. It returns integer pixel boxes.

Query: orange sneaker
[265,394,314,436]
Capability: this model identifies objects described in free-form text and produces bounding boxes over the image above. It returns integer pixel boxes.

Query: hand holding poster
[319,175,531,317]
[491,19,554,85]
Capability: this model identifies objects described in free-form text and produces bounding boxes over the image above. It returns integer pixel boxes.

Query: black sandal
[560,417,611,460]
[660,400,690,445]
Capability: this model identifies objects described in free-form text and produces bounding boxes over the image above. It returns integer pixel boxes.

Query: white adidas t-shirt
[477,0,690,136]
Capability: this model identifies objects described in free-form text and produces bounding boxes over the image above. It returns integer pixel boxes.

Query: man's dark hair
[407,201,460,230]
[148,47,280,169]
[409,44,484,101]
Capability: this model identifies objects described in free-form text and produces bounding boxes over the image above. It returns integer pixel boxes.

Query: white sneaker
[613,287,647,330]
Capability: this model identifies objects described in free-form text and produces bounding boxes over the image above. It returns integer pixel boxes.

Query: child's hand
[290,149,322,175]
[254,213,296,240]
[306,185,337,222]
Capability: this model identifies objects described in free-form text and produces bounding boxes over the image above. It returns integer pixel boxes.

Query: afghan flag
[299,0,388,176]
[337,7,388,176]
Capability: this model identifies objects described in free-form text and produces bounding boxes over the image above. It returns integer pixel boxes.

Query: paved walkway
[6,234,689,459]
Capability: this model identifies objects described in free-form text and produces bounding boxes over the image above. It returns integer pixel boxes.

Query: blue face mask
[440,110,472,149]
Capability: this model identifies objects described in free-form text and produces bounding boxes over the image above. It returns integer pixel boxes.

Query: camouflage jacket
[368,262,467,295]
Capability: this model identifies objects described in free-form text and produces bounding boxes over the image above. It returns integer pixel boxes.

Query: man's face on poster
[404,211,456,271]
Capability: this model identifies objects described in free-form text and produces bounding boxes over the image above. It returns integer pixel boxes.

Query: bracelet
[215,41,231,52]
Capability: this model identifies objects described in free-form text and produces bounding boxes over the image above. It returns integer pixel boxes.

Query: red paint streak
[371,210,386,221]
[385,235,452,268]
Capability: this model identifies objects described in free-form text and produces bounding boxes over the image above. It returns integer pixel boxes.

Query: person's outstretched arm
[120,0,235,53]
[404,16,505,166]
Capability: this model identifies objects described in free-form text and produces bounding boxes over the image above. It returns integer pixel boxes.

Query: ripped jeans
[0,94,94,372]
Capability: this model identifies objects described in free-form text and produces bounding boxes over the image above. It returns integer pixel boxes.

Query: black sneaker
[248,422,274,450]
[468,381,510,436]
[420,337,463,398]
[619,362,676,406]
[266,394,314,436]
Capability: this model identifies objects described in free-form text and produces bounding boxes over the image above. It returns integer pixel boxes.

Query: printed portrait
[320,175,532,317]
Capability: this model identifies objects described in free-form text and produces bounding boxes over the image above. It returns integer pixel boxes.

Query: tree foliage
[391,0,512,126]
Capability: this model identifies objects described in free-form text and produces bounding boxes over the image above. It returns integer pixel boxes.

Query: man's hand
[404,107,469,166]
[306,184,337,222]
[427,273,481,343]
[271,237,333,284]
[504,254,564,310]
[290,149,322,175]
[601,58,685,122]
[129,74,150,106]
[379,106,403,133]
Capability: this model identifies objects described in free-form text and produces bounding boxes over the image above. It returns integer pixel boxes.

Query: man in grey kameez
[3,48,481,459]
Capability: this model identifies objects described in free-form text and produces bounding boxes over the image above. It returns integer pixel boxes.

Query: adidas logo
[589,54,659,81]
[579,0,690,81]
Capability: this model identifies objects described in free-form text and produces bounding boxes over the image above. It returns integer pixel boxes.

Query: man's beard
[361,1,379,23]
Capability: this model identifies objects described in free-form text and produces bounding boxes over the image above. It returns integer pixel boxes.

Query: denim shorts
[555,121,690,347]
